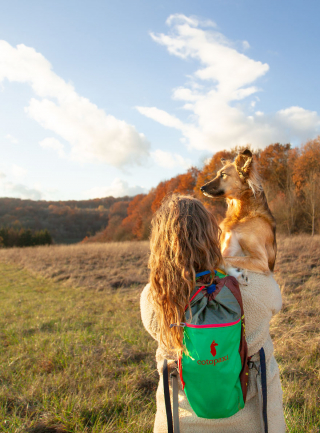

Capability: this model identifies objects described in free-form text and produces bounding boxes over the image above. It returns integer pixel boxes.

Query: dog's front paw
[226,266,249,286]
[237,268,249,286]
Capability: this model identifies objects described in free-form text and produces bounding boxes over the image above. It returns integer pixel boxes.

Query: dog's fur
[201,149,276,275]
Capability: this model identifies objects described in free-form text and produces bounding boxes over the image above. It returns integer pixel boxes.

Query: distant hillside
[0,196,132,244]
[1,139,320,245]
[84,139,320,243]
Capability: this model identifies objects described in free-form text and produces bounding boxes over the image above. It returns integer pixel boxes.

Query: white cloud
[151,149,192,169]
[0,176,62,200]
[138,15,320,151]
[84,178,147,199]
[151,15,269,95]
[166,14,216,29]
[12,164,27,178]
[173,87,204,102]
[136,106,184,129]
[0,40,150,168]
[0,181,43,200]
[276,106,319,132]
[0,171,59,200]
[242,41,250,50]
[6,134,19,144]
[40,137,65,158]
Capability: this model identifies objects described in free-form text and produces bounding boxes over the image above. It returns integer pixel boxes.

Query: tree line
[0,227,52,247]
[0,196,131,244]
[84,137,320,242]
[1,138,319,245]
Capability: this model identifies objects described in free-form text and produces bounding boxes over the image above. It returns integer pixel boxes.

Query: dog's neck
[225,189,270,223]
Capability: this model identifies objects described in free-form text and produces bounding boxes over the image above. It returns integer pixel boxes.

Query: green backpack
[163,269,249,429]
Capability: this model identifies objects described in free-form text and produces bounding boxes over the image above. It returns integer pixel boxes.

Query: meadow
[0,237,319,432]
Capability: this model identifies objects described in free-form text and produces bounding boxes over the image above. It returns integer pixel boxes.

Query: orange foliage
[151,168,199,212]
[120,194,146,240]
[292,137,320,236]
[85,137,320,241]
[293,137,320,189]
[258,143,294,193]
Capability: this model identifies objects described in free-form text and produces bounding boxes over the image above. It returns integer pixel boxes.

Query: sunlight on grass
[0,263,157,432]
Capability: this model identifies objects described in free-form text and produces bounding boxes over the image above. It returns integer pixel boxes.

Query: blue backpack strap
[163,359,174,433]
[195,270,211,278]
[259,348,268,433]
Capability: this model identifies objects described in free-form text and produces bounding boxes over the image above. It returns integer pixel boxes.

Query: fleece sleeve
[270,276,282,316]
[140,283,160,341]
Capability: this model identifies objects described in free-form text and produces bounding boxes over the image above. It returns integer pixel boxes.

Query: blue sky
[0,0,319,200]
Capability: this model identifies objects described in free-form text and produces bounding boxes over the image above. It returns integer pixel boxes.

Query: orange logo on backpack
[210,340,218,357]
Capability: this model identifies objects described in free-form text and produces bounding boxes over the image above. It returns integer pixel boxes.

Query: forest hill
[1,139,319,245]
[0,196,130,244]
[85,138,320,242]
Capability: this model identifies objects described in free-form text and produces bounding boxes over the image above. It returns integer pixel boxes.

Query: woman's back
[142,194,285,433]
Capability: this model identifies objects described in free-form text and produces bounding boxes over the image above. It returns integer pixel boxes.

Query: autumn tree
[132,190,156,239]
[94,200,130,241]
[120,194,147,240]
[293,137,320,236]
[259,143,292,196]
[259,143,299,234]
[151,168,199,213]
[174,167,200,195]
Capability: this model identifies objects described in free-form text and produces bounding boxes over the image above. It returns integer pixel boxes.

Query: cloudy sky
[0,0,319,200]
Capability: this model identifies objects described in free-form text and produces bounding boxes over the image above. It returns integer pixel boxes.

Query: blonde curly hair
[148,194,222,356]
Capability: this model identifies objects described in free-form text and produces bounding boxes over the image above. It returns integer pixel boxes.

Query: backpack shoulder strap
[259,347,268,433]
[163,359,180,433]
[171,369,180,433]
[249,349,268,433]
[163,359,173,433]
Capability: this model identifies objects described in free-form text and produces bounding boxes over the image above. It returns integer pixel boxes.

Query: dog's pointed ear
[235,149,253,178]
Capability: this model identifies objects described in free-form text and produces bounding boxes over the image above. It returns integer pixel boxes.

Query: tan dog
[201,149,276,276]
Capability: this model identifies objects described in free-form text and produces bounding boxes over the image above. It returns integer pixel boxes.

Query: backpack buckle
[248,360,259,372]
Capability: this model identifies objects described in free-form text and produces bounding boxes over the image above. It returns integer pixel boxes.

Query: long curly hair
[148,194,222,356]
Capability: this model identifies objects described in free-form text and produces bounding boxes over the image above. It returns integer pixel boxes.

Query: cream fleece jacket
[140,272,286,433]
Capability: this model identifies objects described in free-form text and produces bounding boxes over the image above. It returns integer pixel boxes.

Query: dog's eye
[220,173,227,179]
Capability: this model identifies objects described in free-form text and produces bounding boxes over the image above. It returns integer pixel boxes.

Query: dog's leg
[224,255,269,275]
[224,235,270,275]
[225,266,249,285]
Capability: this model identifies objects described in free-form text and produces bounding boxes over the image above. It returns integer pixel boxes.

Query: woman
[141,194,286,433]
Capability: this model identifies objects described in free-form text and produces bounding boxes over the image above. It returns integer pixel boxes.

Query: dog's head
[200,149,261,199]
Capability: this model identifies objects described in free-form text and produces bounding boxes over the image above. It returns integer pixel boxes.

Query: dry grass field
[0,242,150,291]
[0,236,319,432]
[272,235,320,432]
